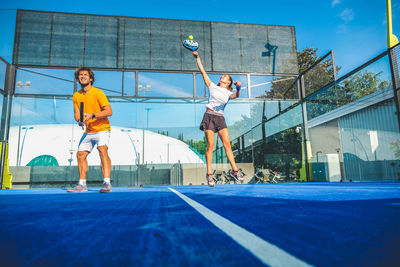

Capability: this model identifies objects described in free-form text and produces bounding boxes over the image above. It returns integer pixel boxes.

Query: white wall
[8,124,203,166]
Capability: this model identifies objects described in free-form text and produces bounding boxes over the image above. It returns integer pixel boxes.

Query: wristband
[92,113,96,119]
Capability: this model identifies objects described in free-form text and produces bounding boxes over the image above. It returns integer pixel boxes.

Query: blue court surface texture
[0,183,400,266]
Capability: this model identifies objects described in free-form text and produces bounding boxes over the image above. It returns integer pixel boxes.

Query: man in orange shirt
[67,67,113,193]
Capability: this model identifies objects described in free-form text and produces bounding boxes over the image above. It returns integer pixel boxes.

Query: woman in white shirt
[193,51,245,187]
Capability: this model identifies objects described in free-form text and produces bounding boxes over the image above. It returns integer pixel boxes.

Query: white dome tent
[8,124,203,166]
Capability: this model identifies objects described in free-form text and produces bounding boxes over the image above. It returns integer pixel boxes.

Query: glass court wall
[4,45,400,187]
[306,47,400,182]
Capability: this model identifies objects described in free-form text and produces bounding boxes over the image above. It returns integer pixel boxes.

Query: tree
[184,137,207,156]
[157,130,169,136]
[306,70,391,119]
[269,47,341,99]
[341,70,390,101]
[390,140,400,159]
[262,127,302,176]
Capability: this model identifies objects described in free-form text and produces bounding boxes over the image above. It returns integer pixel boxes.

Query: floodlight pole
[15,81,30,166]
[145,108,151,129]
[139,86,151,165]
[18,126,34,166]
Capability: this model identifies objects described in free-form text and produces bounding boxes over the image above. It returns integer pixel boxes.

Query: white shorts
[78,131,110,152]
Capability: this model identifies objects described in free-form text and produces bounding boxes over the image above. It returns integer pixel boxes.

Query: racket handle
[79,102,84,130]
[79,102,84,123]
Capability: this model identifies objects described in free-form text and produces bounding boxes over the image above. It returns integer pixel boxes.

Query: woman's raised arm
[193,51,211,87]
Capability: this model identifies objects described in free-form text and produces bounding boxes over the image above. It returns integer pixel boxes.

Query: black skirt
[200,112,227,133]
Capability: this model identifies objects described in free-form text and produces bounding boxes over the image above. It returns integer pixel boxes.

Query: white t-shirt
[206,82,232,115]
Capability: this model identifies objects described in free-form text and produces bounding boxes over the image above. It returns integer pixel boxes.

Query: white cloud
[338,8,355,22]
[332,0,341,7]
[337,24,348,33]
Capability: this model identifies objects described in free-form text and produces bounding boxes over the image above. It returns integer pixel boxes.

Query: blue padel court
[1,183,399,266]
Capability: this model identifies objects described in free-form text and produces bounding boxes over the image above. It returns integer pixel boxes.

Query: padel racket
[183,36,199,51]
[79,102,84,130]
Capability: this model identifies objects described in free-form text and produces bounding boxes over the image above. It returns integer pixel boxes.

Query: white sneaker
[229,169,245,183]
[206,174,215,187]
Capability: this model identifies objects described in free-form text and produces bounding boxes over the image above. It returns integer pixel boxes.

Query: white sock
[104,178,111,184]
[79,179,86,186]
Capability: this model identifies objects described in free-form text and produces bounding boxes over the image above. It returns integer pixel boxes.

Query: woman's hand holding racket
[234,81,242,98]
[234,81,242,90]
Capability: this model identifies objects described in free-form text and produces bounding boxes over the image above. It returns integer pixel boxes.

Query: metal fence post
[299,75,312,182]
[0,63,16,189]
[388,44,400,133]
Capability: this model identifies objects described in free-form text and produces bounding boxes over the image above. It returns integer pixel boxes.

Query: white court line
[168,187,313,267]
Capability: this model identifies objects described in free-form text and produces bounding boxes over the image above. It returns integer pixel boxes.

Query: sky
[0,0,399,74]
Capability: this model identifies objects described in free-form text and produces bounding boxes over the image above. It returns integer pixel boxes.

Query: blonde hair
[218,74,233,91]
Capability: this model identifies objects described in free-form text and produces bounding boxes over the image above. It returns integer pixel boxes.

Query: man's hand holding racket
[82,113,95,123]
[78,113,96,130]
